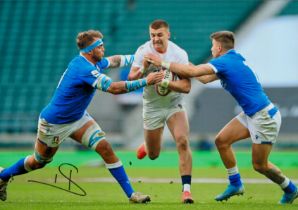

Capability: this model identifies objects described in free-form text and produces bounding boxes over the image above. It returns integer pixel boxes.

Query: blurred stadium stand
[0,0,297,149]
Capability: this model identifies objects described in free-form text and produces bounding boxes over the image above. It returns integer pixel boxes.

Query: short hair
[210,31,235,50]
[150,19,169,30]
[76,30,103,50]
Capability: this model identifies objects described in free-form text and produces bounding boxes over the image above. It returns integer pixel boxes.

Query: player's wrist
[161,61,170,69]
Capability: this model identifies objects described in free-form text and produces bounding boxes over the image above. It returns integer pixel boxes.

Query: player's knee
[252,162,268,174]
[29,153,53,170]
[96,140,115,158]
[176,136,189,151]
[215,135,228,149]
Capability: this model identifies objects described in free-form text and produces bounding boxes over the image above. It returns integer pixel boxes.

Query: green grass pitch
[0,150,297,210]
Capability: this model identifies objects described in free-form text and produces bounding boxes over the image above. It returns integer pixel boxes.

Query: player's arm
[128,58,152,80]
[195,74,218,84]
[105,55,134,68]
[166,78,191,93]
[96,72,163,95]
[145,53,214,78]
[128,66,144,80]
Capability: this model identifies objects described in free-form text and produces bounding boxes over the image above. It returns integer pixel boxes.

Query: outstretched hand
[144,53,162,67]
[145,71,164,85]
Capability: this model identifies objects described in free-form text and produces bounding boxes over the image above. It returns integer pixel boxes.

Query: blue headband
[80,39,103,53]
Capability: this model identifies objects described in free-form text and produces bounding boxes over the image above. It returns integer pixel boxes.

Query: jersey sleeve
[96,57,110,69]
[208,57,226,74]
[177,50,189,65]
[132,44,146,68]
[79,66,102,88]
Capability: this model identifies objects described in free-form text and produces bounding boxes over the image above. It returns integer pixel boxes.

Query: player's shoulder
[169,41,187,55]
[168,41,188,62]
[136,41,151,52]
[68,55,95,73]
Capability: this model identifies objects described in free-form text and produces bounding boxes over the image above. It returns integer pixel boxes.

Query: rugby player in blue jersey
[144,31,298,204]
[0,30,163,203]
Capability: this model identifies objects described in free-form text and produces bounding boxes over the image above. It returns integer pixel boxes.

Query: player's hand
[144,53,162,67]
[145,71,164,85]
[142,58,151,69]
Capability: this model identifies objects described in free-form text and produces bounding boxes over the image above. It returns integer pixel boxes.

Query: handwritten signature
[28,163,87,196]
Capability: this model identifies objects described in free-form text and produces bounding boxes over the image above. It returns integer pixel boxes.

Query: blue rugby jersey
[40,55,109,124]
[208,50,270,116]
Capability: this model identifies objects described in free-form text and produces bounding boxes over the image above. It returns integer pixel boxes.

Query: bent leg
[215,117,250,169]
[71,120,150,202]
[144,127,164,160]
[252,143,298,204]
[0,138,58,182]
[214,117,249,201]
[0,138,58,201]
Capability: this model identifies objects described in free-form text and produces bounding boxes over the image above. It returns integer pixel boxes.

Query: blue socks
[229,173,242,187]
[283,181,297,194]
[106,161,134,198]
[0,158,28,181]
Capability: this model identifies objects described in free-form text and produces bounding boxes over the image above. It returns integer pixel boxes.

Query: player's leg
[137,107,165,160]
[166,111,193,203]
[70,119,150,203]
[143,128,164,160]
[250,106,297,204]
[252,143,297,204]
[214,115,249,201]
[0,118,60,201]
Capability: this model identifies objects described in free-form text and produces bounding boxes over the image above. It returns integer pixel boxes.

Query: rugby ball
[155,68,177,96]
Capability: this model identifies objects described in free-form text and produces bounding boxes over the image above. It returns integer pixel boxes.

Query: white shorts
[236,103,281,144]
[37,112,104,147]
[143,103,186,130]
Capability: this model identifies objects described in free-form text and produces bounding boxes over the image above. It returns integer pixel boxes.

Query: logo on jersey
[52,136,60,145]
[91,70,100,78]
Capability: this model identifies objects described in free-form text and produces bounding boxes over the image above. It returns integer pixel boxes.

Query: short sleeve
[96,57,110,69]
[132,44,146,68]
[178,50,189,65]
[208,57,226,74]
[79,66,101,88]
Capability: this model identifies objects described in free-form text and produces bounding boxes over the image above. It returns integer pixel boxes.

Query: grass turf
[0,150,297,209]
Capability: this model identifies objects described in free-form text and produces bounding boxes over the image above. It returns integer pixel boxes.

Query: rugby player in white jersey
[128,19,194,204]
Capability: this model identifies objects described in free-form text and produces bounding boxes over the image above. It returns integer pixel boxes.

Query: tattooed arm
[106,55,134,68]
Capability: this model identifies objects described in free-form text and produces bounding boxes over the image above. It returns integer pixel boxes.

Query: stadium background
[0,0,297,209]
[0,0,297,150]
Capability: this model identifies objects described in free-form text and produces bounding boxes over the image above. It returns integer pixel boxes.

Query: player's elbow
[199,79,209,84]
[182,85,191,93]
[181,81,191,93]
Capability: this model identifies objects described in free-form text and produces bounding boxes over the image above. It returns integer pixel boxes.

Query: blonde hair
[76,30,103,50]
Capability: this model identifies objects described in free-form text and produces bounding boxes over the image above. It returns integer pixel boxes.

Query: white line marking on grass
[81,178,298,184]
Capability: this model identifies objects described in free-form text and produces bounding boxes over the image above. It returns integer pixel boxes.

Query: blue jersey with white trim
[40,55,109,124]
[208,50,270,116]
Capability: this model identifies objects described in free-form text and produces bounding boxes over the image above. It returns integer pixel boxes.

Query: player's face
[150,27,170,53]
[211,39,221,58]
[91,44,105,61]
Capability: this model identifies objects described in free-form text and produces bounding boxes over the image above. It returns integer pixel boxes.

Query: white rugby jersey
[132,40,189,108]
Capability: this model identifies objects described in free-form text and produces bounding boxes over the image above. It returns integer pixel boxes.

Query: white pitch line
[81,177,298,184]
